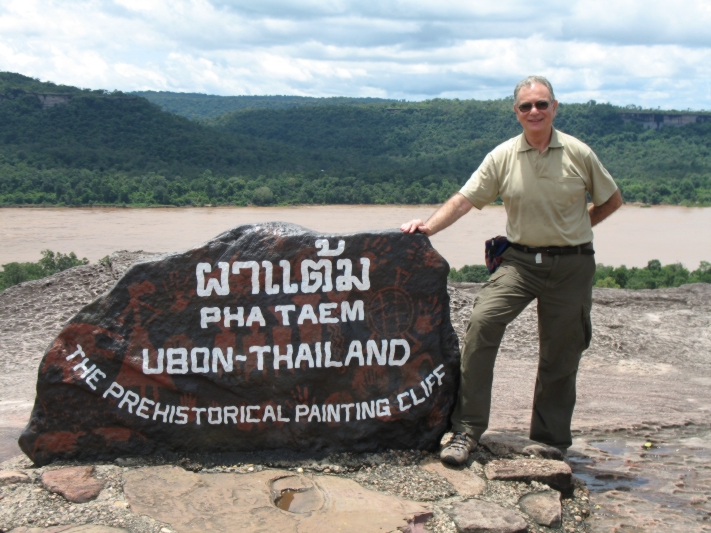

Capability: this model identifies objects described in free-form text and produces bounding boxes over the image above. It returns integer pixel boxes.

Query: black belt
[509,242,594,255]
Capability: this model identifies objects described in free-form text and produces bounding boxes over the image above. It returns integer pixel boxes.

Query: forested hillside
[133,91,396,120]
[1,72,709,207]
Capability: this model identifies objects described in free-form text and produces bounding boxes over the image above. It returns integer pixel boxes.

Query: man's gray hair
[514,76,555,103]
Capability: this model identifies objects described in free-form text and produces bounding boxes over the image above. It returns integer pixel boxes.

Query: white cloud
[0,0,709,109]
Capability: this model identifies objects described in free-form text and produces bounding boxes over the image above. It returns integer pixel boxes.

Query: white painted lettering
[366,339,388,366]
[294,343,315,369]
[420,381,430,398]
[361,401,375,419]
[233,261,260,294]
[200,307,221,329]
[315,342,323,368]
[196,262,229,297]
[246,306,266,327]
[191,347,210,373]
[142,348,164,374]
[388,339,410,366]
[136,397,154,419]
[344,340,364,366]
[262,260,280,295]
[73,357,96,379]
[85,367,106,390]
[223,306,244,327]
[297,304,319,325]
[319,302,339,324]
[397,392,412,411]
[103,381,124,399]
[192,407,207,424]
[341,300,364,322]
[246,405,261,423]
[277,405,290,422]
[295,404,309,422]
[308,404,321,422]
[208,407,222,424]
[65,345,86,361]
[341,403,355,421]
[273,344,294,370]
[212,347,234,373]
[167,348,188,374]
[262,405,276,422]
[153,402,170,422]
[249,345,271,371]
[376,399,391,417]
[275,304,296,326]
[280,260,298,294]
[409,388,426,406]
[223,406,238,424]
[301,259,333,293]
[326,404,340,422]
[174,406,188,424]
[118,391,140,413]
[335,258,370,291]
[315,239,345,256]
[433,364,445,385]
[324,342,341,367]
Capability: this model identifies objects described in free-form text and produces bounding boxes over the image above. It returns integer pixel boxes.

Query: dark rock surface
[519,490,562,527]
[444,499,528,533]
[484,458,572,492]
[19,224,459,465]
[40,466,105,503]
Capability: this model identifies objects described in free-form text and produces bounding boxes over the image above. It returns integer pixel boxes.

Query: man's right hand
[400,219,433,235]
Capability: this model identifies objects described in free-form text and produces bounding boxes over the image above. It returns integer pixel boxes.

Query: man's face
[513,83,558,137]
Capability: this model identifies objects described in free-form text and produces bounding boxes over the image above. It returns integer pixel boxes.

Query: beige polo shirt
[460,128,618,247]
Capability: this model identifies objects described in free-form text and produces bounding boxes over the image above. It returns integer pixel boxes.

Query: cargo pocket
[582,306,592,349]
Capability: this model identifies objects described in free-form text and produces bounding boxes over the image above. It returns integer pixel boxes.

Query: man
[401,75,622,465]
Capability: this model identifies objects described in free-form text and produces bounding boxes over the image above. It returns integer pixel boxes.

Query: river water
[1,205,710,269]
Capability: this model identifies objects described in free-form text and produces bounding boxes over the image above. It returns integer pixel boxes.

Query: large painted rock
[19,223,460,465]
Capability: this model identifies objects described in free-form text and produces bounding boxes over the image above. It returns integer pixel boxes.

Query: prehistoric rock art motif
[19,224,460,465]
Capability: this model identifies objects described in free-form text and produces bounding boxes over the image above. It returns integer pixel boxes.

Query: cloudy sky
[1,0,710,109]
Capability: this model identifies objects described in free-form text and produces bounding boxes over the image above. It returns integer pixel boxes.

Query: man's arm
[400,193,474,236]
[589,189,622,227]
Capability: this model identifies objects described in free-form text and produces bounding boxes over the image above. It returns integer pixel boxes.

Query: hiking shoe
[440,432,476,465]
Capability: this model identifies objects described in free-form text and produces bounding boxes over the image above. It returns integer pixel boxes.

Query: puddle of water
[571,427,711,532]
[275,489,298,511]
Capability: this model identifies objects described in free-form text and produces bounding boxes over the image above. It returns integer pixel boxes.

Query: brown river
[1,205,710,269]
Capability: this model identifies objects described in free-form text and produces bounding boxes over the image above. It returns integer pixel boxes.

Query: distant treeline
[1,72,710,207]
[449,260,711,289]
[133,91,397,120]
[0,250,88,292]
[4,252,708,294]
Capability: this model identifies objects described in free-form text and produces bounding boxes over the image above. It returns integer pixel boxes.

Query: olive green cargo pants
[450,246,595,450]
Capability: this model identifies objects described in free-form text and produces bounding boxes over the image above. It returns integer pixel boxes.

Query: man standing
[401,76,622,465]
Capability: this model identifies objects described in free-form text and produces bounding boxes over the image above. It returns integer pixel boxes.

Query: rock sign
[19,223,460,465]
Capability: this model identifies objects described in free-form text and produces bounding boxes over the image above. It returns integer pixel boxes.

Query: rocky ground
[0,252,710,532]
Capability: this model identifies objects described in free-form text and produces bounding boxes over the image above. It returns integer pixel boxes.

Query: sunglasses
[517,100,550,113]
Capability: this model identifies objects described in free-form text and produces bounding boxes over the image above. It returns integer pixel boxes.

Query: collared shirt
[459,128,619,247]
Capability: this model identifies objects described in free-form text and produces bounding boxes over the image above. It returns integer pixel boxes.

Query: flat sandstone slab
[419,457,486,498]
[484,459,571,492]
[445,499,527,533]
[40,466,105,503]
[123,465,431,533]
